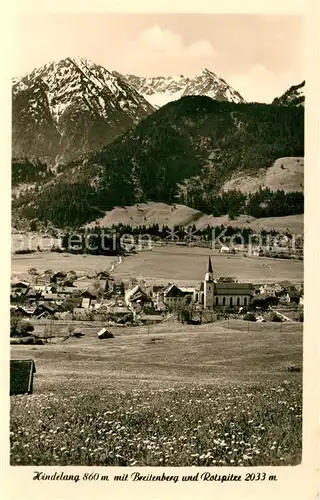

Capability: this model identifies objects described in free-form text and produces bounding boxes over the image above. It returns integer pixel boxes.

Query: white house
[259,283,284,297]
[220,246,230,253]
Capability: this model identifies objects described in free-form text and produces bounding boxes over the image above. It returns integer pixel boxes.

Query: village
[10,254,304,343]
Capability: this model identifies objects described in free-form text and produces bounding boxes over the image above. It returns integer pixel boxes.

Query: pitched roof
[179,287,195,294]
[11,280,30,288]
[140,315,163,322]
[214,283,252,296]
[82,289,98,298]
[42,293,61,300]
[164,284,185,297]
[125,285,149,301]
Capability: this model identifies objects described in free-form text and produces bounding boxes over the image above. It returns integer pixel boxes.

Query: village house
[96,271,109,280]
[11,305,35,318]
[259,283,283,297]
[50,271,67,284]
[279,292,291,305]
[81,290,98,309]
[56,286,77,296]
[41,292,64,306]
[163,284,184,309]
[277,281,301,304]
[33,303,58,319]
[34,284,56,293]
[106,302,133,322]
[125,285,153,311]
[220,245,230,254]
[139,314,164,325]
[26,289,42,303]
[95,279,108,292]
[36,273,52,285]
[163,284,194,309]
[111,280,125,296]
[11,279,30,292]
[151,285,165,309]
[10,280,30,301]
[251,247,264,257]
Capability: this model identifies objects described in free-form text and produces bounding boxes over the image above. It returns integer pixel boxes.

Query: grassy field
[11,247,303,284]
[11,252,118,278]
[10,320,302,466]
[112,247,303,285]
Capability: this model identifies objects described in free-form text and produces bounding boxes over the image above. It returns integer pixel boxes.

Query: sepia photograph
[10,11,305,470]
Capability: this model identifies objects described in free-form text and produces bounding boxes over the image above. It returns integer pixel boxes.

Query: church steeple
[205,256,214,282]
[204,256,214,308]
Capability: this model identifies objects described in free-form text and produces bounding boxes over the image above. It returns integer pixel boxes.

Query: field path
[108,255,122,275]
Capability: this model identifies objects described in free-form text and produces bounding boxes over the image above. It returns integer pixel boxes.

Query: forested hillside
[13,96,304,228]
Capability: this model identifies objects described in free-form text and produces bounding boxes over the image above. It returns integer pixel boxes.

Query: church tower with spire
[204,256,214,309]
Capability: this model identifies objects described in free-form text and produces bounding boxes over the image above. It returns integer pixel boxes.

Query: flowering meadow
[10,380,302,466]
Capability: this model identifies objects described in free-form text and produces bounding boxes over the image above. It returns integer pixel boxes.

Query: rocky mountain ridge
[124,68,245,108]
[12,57,155,164]
[272,81,305,107]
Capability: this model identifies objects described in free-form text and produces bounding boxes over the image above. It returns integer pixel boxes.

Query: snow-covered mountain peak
[13,57,154,126]
[124,68,245,108]
[12,57,155,164]
[272,81,305,107]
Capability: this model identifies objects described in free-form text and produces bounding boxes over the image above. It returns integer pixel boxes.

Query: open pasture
[11,245,303,285]
[11,252,118,278]
[112,247,303,285]
[10,321,302,466]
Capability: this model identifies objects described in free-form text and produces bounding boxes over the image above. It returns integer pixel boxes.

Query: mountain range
[124,68,245,108]
[12,59,249,164]
[11,57,305,230]
[12,57,304,166]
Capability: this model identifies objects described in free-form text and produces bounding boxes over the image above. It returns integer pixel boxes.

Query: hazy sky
[12,13,304,103]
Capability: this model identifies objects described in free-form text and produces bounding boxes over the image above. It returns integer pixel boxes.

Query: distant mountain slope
[13,96,304,228]
[124,68,245,108]
[272,81,305,107]
[221,157,304,194]
[85,202,203,229]
[12,57,155,164]
[85,201,303,235]
[12,80,61,164]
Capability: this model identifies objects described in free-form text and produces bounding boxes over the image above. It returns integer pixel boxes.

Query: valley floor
[111,247,303,285]
[11,247,303,285]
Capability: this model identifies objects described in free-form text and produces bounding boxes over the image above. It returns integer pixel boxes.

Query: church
[196,257,253,309]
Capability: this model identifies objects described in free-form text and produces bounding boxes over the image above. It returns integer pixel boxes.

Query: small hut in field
[97,328,114,340]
